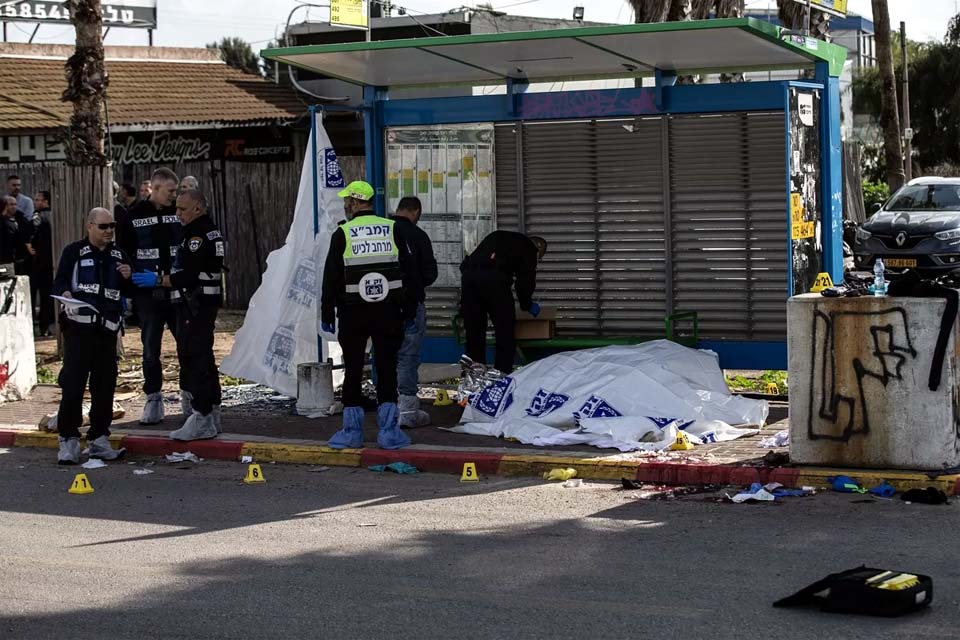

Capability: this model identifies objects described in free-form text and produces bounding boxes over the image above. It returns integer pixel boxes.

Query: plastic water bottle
[873,258,887,296]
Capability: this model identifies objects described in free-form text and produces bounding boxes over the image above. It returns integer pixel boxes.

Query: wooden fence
[2,154,364,309]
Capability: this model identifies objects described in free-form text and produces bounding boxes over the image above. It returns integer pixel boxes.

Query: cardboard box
[515,319,555,340]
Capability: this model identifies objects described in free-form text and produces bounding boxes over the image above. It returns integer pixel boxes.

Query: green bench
[452,310,699,365]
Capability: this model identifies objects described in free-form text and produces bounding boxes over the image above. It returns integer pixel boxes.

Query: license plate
[885,258,917,268]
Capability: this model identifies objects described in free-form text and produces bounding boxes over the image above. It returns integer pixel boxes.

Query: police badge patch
[188,237,202,252]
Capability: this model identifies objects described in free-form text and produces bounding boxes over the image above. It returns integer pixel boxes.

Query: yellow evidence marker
[810,272,834,293]
[765,383,780,395]
[243,463,266,484]
[671,430,695,451]
[69,473,94,495]
[460,462,479,482]
[433,390,454,407]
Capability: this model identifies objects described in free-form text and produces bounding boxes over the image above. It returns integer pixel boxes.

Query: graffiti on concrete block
[808,308,917,442]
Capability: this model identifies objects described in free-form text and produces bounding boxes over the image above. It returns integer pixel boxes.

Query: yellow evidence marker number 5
[461,462,479,482]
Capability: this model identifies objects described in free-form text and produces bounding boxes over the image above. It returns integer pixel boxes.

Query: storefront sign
[109,128,294,165]
[0,1,158,28]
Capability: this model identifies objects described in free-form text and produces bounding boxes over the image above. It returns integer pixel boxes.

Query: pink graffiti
[0,362,9,390]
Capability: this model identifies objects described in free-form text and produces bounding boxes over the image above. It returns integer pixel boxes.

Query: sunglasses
[96,223,117,230]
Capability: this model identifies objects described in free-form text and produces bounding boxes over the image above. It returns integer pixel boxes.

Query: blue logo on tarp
[324,148,345,188]
[645,416,695,431]
[470,377,515,418]
[574,395,621,419]
[526,390,570,418]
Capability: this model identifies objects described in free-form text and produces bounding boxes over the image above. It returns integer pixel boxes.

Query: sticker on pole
[810,273,834,293]
[359,272,388,303]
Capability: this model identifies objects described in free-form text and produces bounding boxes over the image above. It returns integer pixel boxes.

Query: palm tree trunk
[871,0,905,191]
[62,0,108,166]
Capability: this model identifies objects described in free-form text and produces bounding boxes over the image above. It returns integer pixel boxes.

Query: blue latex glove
[529,302,542,318]
[869,482,896,498]
[321,321,335,334]
[404,319,417,334]
[131,271,159,288]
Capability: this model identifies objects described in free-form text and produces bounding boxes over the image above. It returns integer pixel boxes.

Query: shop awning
[261,17,847,89]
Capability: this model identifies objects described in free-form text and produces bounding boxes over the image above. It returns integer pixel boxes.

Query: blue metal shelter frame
[267,19,846,371]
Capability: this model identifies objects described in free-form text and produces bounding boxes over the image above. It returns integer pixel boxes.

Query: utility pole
[900,21,912,182]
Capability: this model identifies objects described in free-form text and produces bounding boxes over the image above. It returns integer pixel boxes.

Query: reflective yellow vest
[341,214,404,304]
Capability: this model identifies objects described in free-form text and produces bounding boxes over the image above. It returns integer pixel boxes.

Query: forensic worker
[321,181,416,450]
[391,196,437,428]
[132,189,225,441]
[120,167,182,425]
[460,230,547,374]
[54,208,131,464]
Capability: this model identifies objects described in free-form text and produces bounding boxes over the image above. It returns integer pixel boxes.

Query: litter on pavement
[80,458,107,470]
[759,429,790,448]
[562,479,583,488]
[451,341,767,452]
[132,469,155,476]
[543,467,577,481]
[727,482,815,503]
[166,452,201,464]
[774,567,933,616]
[900,487,950,505]
[240,455,253,463]
[368,462,418,474]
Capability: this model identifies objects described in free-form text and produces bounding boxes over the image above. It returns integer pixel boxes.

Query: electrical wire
[368,0,453,37]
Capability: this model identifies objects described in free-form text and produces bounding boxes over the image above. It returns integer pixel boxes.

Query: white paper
[51,295,98,313]
[166,452,201,464]
[81,458,108,469]
[133,468,155,475]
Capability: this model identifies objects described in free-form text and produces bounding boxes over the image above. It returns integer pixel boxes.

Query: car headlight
[856,228,872,241]
[935,229,960,241]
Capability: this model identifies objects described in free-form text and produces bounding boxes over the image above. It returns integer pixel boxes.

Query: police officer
[132,189,225,441]
[321,181,415,450]
[54,208,130,465]
[120,167,182,425]
[460,231,548,374]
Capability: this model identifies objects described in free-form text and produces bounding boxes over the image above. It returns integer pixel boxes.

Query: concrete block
[0,276,36,403]
[295,362,335,415]
[788,293,960,471]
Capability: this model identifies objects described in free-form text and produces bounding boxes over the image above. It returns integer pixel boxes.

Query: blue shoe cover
[328,406,364,449]
[377,403,411,450]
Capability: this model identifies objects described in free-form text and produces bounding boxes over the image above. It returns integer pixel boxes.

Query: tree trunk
[61,0,108,166]
[871,0,905,191]
[777,0,831,38]
[630,0,672,24]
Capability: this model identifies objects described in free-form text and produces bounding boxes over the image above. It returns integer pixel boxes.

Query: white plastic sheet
[450,340,767,452]
[221,116,345,397]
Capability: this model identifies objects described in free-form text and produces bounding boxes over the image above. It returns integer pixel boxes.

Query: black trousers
[175,304,221,416]
[338,302,404,408]
[57,324,118,440]
[30,272,54,330]
[136,292,178,395]
[461,269,516,373]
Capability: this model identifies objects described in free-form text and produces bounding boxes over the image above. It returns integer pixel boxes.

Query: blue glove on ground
[404,319,417,334]
[321,321,336,334]
[528,302,542,318]
[131,271,159,288]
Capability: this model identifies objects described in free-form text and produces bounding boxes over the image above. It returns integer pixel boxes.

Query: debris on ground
[307,466,331,473]
[762,451,790,466]
[543,467,577,481]
[240,455,253,463]
[562,479,583,488]
[618,478,723,500]
[80,458,107,470]
[368,462,418,474]
[726,482,815,503]
[758,429,789,448]
[220,384,297,413]
[133,468,155,476]
[38,402,125,432]
[901,487,950,505]
[166,452,201,464]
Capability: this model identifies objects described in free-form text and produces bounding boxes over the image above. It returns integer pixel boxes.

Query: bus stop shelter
[262,17,847,370]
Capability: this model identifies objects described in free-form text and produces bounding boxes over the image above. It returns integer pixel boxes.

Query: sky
[1,0,954,49]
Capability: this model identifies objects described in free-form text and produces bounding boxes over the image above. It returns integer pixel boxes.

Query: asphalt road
[0,446,958,639]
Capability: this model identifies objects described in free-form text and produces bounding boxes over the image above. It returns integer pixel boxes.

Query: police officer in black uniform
[120,167,182,425]
[54,208,131,465]
[460,230,548,374]
[133,188,225,441]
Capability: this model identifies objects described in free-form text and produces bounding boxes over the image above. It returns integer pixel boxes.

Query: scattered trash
[562,479,583,488]
[133,469,155,476]
[763,451,790,466]
[774,567,933,617]
[728,487,777,503]
[621,478,643,490]
[220,384,296,412]
[868,482,896,498]
[166,452,201,464]
[80,459,107,470]
[307,466,331,473]
[830,475,867,494]
[759,429,790,448]
[243,463,266,484]
[901,487,949,505]
[240,455,253,464]
[358,523,378,527]
[619,479,722,500]
[802,486,816,493]
[368,462,418,474]
[305,401,343,419]
[39,403,125,432]
[543,467,577,481]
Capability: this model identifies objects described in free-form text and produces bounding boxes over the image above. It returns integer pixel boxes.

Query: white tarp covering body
[452,340,768,452]
[221,117,345,397]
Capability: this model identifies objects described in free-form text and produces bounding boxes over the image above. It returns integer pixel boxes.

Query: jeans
[397,302,426,397]
[136,293,178,395]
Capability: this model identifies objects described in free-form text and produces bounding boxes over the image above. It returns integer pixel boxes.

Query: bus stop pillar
[818,62,844,282]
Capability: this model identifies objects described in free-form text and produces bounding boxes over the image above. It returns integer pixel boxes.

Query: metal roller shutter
[669,112,788,341]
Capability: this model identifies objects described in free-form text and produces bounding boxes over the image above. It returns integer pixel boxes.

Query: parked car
[854,177,960,275]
